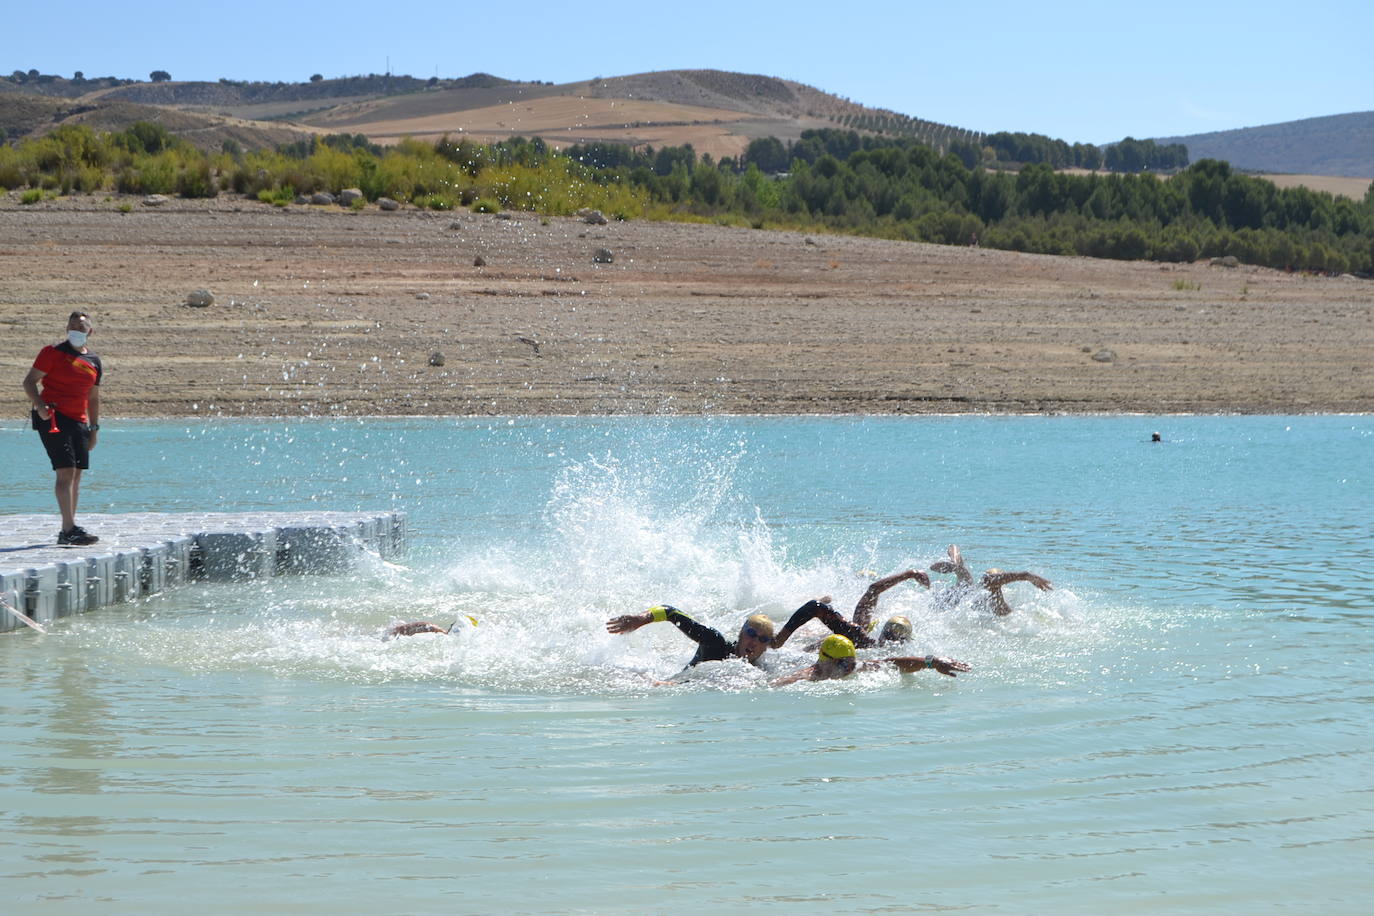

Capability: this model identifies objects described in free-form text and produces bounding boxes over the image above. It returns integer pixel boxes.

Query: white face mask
[67,330,88,348]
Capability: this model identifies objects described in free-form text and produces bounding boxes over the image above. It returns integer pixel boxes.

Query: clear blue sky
[9,0,1370,144]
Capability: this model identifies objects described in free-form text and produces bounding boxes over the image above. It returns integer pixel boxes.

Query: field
[318,95,765,160]
[1258,174,1371,199]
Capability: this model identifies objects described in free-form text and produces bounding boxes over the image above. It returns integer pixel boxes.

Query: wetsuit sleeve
[663,609,733,665]
[773,600,873,649]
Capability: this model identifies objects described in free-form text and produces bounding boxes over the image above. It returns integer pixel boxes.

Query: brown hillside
[52,101,316,152]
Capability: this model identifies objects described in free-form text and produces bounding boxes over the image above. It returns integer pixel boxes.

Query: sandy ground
[2,194,1371,418]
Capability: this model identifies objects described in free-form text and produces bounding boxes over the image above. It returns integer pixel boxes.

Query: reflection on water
[1,415,1370,913]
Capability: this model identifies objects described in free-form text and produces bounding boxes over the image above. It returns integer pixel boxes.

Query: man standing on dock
[22,311,102,546]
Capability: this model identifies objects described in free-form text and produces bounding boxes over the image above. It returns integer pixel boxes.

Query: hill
[3,69,1371,182]
[0,69,981,162]
[1155,111,1374,178]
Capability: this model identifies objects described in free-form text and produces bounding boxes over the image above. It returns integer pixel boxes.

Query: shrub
[176,160,217,198]
[20,188,44,204]
[257,186,295,205]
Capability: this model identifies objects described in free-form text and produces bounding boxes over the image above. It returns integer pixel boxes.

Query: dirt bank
[3,195,1371,417]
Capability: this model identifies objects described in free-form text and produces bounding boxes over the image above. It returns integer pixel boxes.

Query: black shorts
[33,409,91,470]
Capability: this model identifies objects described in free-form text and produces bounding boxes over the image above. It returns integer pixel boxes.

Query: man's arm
[22,367,49,419]
[771,664,820,687]
[930,544,975,584]
[385,621,451,638]
[86,384,99,450]
[852,569,929,630]
[772,599,872,649]
[607,606,728,648]
[880,655,972,677]
[981,571,1052,592]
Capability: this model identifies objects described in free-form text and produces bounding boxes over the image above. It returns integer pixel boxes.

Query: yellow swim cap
[819,634,856,660]
[879,616,912,642]
[743,613,775,640]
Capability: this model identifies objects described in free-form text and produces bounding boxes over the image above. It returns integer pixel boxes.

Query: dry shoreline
[2,195,1371,417]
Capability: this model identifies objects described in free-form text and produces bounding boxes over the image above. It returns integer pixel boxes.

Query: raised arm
[772,599,871,649]
[981,571,1052,592]
[930,544,975,584]
[852,569,929,630]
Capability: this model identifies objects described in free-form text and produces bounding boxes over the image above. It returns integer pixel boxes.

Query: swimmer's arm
[982,571,1052,592]
[386,621,449,637]
[883,655,972,677]
[852,569,930,629]
[771,664,820,687]
[606,607,723,648]
[931,545,975,584]
[606,612,654,634]
[773,599,869,648]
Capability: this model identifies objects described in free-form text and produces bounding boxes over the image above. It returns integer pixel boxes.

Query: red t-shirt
[33,342,102,423]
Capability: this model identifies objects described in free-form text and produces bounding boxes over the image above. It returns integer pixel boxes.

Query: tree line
[3,123,1370,274]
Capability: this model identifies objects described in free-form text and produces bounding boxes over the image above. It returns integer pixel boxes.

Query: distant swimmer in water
[606,605,777,677]
[383,616,478,639]
[771,569,930,651]
[929,544,1052,616]
[1151,431,1163,442]
[772,634,971,686]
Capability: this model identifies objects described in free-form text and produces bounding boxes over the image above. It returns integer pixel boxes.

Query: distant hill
[1154,112,1374,178]
[0,68,981,161]
[4,69,1371,181]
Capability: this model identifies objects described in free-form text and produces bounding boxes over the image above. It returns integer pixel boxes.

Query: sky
[8,0,1370,144]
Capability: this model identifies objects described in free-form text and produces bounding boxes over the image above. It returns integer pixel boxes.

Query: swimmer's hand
[606,613,652,635]
[1025,574,1053,592]
[889,656,972,677]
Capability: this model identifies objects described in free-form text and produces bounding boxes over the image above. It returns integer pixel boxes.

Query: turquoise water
[2,415,1371,914]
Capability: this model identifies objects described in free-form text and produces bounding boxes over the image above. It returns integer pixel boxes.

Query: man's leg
[55,467,78,531]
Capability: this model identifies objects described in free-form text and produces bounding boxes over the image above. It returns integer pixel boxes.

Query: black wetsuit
[775,599,876,649]
[657,606,744,667]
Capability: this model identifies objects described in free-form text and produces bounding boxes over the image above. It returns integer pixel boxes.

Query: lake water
[1,415,1370,914]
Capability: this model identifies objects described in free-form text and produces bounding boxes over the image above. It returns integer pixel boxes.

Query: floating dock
[1,511,406,633]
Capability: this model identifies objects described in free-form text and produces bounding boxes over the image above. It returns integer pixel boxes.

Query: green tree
[150,70,172,82]
[744,137,789,173]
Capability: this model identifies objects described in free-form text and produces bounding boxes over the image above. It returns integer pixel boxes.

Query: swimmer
[606,605,777,676]
[383,615,478,639]
[772,634,971,686]
[929,544,1052,616]
[771,569,929,651]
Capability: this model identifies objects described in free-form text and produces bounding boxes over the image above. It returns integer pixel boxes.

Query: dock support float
[1,511,406,633]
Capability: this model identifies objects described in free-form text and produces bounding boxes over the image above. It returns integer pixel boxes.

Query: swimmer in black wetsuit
[606,605,776,675]
[929,544,1052,616]
[772,634,971,686]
